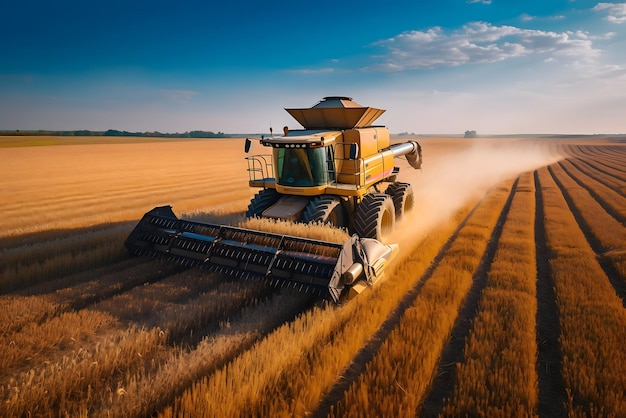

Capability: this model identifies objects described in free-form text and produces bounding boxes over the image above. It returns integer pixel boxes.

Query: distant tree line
[0,129,232,138]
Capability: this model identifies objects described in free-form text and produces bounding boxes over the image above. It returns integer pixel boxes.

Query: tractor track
[570,144,626,177]
[535,168,568,418]
[567,157,626,198]
[570,145,626,175]
[312,194,484,418]
[419,177,518,417]
[557,160,626,224]
[547,164,626,307]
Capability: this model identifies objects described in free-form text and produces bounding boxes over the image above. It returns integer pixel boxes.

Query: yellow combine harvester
[245,96,422,240]
[125,97,422,302]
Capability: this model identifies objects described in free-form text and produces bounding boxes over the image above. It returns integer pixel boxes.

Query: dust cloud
[391,139,564,249]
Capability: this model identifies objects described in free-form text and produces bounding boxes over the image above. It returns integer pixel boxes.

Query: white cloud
[160,89,199,104]
[466,0,492,4]
[593,2,626,23]
[521,13,535,21]
[371,22,599,71]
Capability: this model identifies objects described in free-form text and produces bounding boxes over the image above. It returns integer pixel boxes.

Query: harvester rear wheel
[302,195,346,228]
[354,193,395,241]
[246,188,280,217]
[385,182,414,220]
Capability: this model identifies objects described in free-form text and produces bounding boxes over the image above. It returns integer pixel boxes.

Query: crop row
[440,172,538,416]
[548,160,626,293]
[0,266,304,417]
[538,164,626,415]
[329,181,512,417]
[158,197,482,417]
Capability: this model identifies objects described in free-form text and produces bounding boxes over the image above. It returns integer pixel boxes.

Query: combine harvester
[126,97,422,302]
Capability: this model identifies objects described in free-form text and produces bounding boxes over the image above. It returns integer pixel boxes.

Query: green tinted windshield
[275,147,328,186]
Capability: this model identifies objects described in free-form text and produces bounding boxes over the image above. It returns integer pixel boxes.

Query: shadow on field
[0,210,248,297]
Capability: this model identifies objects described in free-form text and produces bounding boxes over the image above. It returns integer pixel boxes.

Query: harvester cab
[125,97,422,302]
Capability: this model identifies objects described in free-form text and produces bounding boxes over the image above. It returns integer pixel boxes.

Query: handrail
[245,154,273,183]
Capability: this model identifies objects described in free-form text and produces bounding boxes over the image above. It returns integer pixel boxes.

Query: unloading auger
[125,206,398,302]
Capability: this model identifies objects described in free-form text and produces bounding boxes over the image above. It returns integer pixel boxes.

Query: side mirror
[349,143,359,160]
[244,138,252,153]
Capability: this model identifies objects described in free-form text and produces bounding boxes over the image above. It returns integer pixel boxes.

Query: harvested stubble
[441,172,538,417]
[538,166,626,415]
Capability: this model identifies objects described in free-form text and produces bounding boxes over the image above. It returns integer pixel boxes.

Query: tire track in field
[567,157,626,198]
[566,147,626,196]
[312,197,483,418]
[535,169,567,418]
[575,145,626,174]
[566,145,626,187]
[420,178,518,417]
[588,145,626,169]
[558,160,626,224]
[547,165,626,307]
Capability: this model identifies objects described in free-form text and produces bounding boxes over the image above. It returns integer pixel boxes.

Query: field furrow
[329,181,513,417]
[569,145,626,174]
[557,159,626,223]
[538,165,626,415]
[422,177,518,416]
[548,163,626,304]
[566,157,626,197]
[315,196,484,417]
[433,173,539,417]
[533,169,568,418]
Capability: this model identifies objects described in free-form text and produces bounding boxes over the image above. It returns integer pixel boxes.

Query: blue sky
[1,0,625,134]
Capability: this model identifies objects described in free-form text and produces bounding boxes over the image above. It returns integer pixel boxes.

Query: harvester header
[125,206,398,302]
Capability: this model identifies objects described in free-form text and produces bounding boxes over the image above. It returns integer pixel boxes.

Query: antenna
[269,118,273,137]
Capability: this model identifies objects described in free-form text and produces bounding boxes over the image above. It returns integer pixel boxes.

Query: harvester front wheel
[385,182,414,220]
[302,196,346,228]
[246,188,280,218]
[354,193,395,241]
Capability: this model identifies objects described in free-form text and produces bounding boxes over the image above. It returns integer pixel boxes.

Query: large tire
[384,182,414,220]
[302,195,346,228]
[353,193,395,240]
[246,188,280,218]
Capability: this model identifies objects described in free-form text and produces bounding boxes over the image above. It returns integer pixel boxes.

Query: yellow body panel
[342,127,390,158]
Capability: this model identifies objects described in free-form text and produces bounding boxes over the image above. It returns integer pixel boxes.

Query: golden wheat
[441,172,538,417]
[332,181,513,417]
[538,165,626,415]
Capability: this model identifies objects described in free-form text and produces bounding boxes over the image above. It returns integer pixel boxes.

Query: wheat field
[1,135,625,417]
